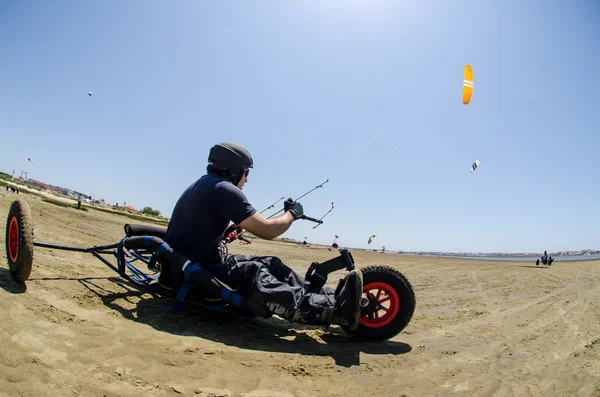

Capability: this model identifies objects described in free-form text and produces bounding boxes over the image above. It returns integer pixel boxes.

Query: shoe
[332,269,363,330]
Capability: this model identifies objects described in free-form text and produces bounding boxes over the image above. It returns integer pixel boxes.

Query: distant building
[27,178,51,190]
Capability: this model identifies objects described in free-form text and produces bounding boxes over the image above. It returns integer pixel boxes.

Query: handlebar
[298,215,323,224]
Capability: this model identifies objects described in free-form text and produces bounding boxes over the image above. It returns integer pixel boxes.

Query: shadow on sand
[0,259,412,367]
[21,274,411,367]
[0,268,121,294]
[0,267,27,293]
[519,265,550,269]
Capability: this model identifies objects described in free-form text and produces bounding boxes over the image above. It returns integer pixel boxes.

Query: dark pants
[202,254,337,325]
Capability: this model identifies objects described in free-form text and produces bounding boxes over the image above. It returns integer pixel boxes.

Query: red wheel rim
[8,217,19,263]
[359,281,400,328]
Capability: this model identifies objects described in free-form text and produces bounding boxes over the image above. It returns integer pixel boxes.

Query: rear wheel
[343,265,416,341]
[5,199,34,282]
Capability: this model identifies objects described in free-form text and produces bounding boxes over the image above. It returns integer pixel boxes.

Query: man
[541,250,553,265]
[162,142,364,329]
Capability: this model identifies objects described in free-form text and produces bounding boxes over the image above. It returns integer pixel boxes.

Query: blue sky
[1,1,599,253]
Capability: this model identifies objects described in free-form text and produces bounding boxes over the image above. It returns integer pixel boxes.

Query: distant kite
[368,235,376,245]
[88,92,92,97]
[28,158,36,167]
[470,159,481,173]
[463,64,474,105]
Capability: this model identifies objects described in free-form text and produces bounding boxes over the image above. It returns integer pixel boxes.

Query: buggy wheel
[342,265,416,341]
[536,259,540,266]
[5,199,34,282]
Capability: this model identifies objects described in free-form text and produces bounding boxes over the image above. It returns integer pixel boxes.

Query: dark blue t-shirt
[164,173,256,263]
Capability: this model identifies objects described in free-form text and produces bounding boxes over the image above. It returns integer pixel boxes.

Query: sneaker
[332,269,363,330]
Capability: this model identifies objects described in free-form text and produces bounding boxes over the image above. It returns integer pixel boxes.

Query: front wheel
[342,265,416,341]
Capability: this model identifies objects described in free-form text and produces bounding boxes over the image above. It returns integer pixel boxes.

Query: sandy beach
[1,191,599,397]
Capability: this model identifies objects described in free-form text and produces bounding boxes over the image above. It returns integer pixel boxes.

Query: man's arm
[239,211,295,240]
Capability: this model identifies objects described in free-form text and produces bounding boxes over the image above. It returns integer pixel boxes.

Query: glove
[283,198,304,220]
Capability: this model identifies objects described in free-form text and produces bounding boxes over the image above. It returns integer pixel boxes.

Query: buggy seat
[124,223,167,239]
[119,224,270,318]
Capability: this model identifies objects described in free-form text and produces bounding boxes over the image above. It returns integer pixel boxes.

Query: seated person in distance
[541,250,552,264]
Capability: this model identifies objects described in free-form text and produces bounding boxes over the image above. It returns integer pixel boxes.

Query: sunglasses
[244,169,250,177]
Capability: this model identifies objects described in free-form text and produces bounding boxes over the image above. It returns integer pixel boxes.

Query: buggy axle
[33,241,119,254]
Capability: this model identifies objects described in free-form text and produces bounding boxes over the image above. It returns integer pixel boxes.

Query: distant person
[77,194,82,209]
[541,250,553,265]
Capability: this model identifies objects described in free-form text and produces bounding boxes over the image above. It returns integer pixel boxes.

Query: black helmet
[207,142,253,185]
[208,142,253,170]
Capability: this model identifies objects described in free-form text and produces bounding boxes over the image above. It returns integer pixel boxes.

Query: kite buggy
[5,198,416,341]
[536,251,554,266]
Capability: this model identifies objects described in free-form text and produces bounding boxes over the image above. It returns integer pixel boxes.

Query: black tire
[536,259,540,266]
[342,265,416,341]
[5,199,34,282]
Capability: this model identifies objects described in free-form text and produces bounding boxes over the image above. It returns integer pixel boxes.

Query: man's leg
[239,254,336,296]
[202,255,332,324]
[204,254,362,328]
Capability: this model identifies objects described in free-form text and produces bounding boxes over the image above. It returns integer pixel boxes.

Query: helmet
[207,142,253,185]
[208,142,253,171]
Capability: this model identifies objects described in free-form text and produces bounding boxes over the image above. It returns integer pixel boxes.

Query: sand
[1,191,599,397]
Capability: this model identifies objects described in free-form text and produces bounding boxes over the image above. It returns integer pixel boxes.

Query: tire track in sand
[471,265,498,313]
[436,263,586,336]
[535,263,600,395]
[471,262,596,396]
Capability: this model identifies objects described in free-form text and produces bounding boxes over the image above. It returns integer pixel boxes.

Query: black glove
[284,198,304,220]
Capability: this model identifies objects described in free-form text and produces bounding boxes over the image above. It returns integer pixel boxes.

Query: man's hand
[284,198,304,220]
